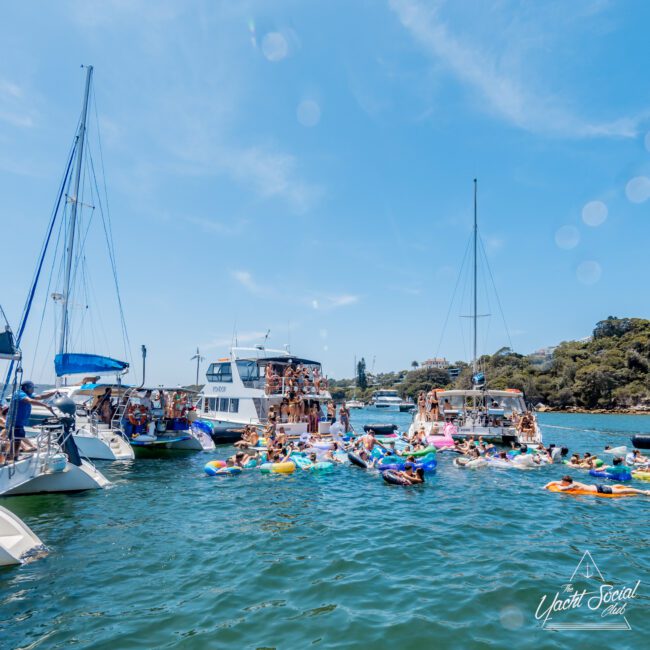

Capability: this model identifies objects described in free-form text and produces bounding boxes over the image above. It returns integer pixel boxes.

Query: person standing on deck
[339,402,350,433]
[7,381,55,460]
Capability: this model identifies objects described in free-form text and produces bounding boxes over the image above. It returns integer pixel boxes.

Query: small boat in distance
[346,399,364,409]
[370,390,402,409]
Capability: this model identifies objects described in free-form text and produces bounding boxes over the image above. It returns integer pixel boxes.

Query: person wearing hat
[7,381,55,460]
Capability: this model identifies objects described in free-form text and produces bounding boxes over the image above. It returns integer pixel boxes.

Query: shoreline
[536,407,650,416]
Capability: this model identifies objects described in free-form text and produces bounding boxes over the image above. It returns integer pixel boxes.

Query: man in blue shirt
[7,380,55,459]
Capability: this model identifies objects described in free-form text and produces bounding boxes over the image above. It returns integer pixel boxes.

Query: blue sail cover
[55,353,129,377]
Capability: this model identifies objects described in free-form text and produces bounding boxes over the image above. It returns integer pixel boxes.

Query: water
[1,411,648,648]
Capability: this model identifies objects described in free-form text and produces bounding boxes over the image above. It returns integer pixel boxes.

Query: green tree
[357,358,368,390]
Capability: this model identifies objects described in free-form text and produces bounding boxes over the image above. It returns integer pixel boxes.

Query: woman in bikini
[417,391,427,422]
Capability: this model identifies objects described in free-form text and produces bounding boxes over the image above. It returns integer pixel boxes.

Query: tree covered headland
[327,318,650,411]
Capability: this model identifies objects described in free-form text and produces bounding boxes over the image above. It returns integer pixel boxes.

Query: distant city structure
[421,357,449,369]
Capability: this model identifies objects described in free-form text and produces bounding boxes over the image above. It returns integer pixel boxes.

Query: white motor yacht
[196,346,333,442]
[370,390,402,409]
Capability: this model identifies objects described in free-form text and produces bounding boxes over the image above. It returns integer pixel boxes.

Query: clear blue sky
[2,0,650,385]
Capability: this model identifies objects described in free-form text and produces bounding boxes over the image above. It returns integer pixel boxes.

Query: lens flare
[262,32,288,62]
[297,99,321,127]
[576,260,602,285]
[625,176,650,204]
[582,200,607,227]
[555,225,580,249]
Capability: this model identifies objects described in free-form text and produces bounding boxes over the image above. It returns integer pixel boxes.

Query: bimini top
[55,353,129,378]
[228,347,321,366]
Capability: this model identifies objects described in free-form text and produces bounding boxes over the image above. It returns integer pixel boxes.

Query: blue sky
[1,0,650,385]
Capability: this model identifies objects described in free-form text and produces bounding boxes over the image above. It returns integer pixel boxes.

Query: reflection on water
[0,409,648,648]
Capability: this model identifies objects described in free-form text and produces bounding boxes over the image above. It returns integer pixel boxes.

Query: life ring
[631,470,650,481]
[128,408,146,426]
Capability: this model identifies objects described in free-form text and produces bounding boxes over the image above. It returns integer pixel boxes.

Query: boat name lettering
[212,386,226,393]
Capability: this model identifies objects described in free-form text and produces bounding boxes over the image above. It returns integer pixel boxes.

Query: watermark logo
[535,551,640,631]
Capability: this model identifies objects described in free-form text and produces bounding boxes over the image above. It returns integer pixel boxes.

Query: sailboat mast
[472,178,478,374]
[58,65,93,379]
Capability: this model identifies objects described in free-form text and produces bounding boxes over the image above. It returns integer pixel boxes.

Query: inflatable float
[382,470,412,486]
[259,461,296,474]
[589,469,632,482]
[632,434,650,450]
[632,470,650,481]
[453,457,487,469]
[347,452,370,469]
[546,485,641,498]
[363,423,397,436]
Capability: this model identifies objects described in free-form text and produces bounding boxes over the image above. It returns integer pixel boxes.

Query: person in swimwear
[544,475,650,495]
[396,463,425,484]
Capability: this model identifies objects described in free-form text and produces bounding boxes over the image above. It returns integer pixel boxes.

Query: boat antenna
[264,329,270,346]
[473,178,478,375]
[57,64,93,387]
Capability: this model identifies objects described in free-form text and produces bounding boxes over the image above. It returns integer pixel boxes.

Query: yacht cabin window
[206,362,233,383]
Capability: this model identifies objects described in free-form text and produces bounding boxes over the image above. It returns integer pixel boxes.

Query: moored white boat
[409,389,541,446]
[370,390,402,409]
[197,346,333,443]
[0,424,110,496]
[112,387,215,454]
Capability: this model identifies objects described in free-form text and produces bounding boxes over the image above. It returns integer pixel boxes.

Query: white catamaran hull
[73,427,134,461]
[0,506,44,566]
[0,456,110,496]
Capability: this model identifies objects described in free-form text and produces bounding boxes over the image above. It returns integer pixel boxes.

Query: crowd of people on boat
[414,390,537,435]
[265,399,350,434]
[119,390,193,432]
[264,363,328,396]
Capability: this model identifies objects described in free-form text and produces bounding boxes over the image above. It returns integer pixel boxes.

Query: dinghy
[0,507,44,567]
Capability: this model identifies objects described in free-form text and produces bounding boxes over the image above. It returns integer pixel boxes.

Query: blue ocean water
[1,410,648,649]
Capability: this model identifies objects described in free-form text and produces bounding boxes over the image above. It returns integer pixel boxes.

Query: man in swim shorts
[544,476,650,496]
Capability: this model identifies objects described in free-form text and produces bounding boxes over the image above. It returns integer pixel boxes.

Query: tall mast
[472,178,478,374]
[58,65,93,382]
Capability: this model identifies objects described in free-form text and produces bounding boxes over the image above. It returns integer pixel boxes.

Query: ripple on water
[1,411,649,648]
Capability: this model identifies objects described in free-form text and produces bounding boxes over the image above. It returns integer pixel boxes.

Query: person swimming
[544,475,650,496]
[396,462,425,485]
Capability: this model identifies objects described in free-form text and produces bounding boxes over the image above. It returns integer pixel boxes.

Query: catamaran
[196,345,333,442]
[1,321,109,496]
[409,180,542,445]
